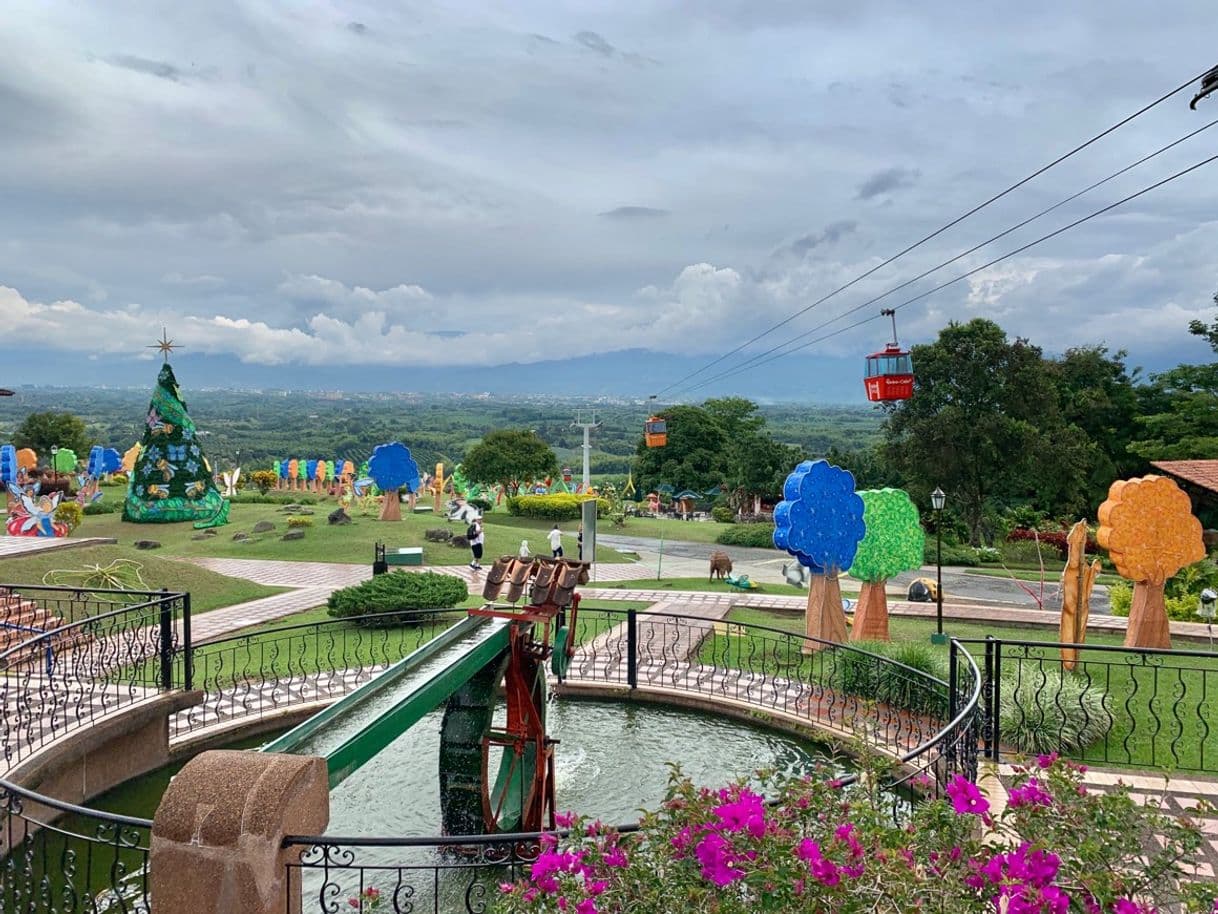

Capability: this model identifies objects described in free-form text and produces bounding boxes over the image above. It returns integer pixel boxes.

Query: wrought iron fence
[173,609,468,740]
[965,636,1218,772]
[0,776,153,914]
[0,585,189,771]
[279,609,982,914]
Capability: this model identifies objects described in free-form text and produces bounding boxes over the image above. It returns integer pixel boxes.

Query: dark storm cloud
[599,206,669,220]
[776,221,859,259]
[856,167,921,200]
[573,30,615,56]
[347,22,368,35]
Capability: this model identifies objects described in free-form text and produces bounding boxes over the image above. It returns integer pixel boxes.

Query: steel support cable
[680,153,1218,393]
[651,67,1213,399]
[672,117,1218,392]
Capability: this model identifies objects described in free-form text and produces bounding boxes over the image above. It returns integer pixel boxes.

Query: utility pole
[571,411,602,491]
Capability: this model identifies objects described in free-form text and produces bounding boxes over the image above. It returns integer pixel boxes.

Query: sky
[2,2,1217,400]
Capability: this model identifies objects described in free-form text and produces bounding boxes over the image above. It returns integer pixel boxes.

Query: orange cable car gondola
[644,416,667,448]
[864,309,914,403]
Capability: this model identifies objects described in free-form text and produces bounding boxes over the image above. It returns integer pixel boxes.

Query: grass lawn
[962,566,1122,587]
[711,606,1218,775]
[587,576,832,598]
[71,502,632,566]
[0,544,283,612]
[492,513,732,546]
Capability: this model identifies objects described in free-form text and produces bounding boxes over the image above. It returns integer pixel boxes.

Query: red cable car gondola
[644,416,667,448]
[864,309,914,403]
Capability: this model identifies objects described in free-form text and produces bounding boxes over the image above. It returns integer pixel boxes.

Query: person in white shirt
[547,525,563,558]
[468,517,485,570]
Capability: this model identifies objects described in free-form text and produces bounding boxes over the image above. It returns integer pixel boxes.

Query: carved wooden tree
[1097,475,1204,649]
[773,460,865,652]
[367,442,421,522]
[1059,521,1101,669]
[848,489,925,642]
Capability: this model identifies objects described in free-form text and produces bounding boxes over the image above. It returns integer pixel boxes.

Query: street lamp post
[1199,588,1216,651]
[931,486,946,645]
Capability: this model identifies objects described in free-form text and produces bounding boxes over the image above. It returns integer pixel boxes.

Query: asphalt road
[598,533,1109,613]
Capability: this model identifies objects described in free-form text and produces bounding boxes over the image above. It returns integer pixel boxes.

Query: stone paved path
[0,536,116,559]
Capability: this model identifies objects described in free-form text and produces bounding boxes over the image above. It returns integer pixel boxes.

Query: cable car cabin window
[896,354,912,374]
[646,420,666,435]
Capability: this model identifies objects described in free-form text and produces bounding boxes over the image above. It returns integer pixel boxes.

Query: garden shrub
[711,506,735,524]
[975,546,1001,564]
[505,494,608,520]
[54,501,83,532]
[837,640,948,716]
[229,491,318,505]
[1109,561,1217,621]
[469,496,494,513]
[1007,527,1100,561]
[1108,580,1132,616]
[922,541,979,566]
[424,528,452,543]
[249,469,278,494]
[286,516,313,528]
[715,524,776,548]
[83,499,119,515]
[1000,668,1111,755]
[326,571,468,624]
[999,539,1051,566]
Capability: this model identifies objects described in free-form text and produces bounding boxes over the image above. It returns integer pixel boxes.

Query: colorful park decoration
[1059,520,1102,669]
[78,445,123,504]
[773,459,866,651]
[16,447,36,471]
[848,488,925,642]
[1097,474,1205,649]
[122,443,140,474]
[122,362,229,528]
[367,442,421,521]
[6,484,68,537]
[0,445,17,487]
[52,447,78,474]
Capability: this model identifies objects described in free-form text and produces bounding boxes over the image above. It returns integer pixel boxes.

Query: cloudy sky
[2,1,1217,398]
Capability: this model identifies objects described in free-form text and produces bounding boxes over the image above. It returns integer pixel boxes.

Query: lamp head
[931,486,946,511]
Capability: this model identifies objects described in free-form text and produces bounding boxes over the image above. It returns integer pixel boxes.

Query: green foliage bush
[1109,574,1212,622]
[505,494,608,520]
[469,496,494,513]
[1108,580,1132,616]
[999,539,1051,566]
[83,499,120,515]
[54,501,83,532]
[230,492,318,505]
[922,540,979,566]
[837,640,948,716]
[999,668,1111,755]
[326,571,468,624]
[711,506,735,524]
[714,524,776,548]
[286,516,313,528]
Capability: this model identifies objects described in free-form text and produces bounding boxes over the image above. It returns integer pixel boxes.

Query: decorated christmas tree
[123,353,229,528]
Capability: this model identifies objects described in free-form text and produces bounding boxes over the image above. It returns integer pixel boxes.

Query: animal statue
[709,550,733,581]
[446,499,480,524]
[781,563,809,588]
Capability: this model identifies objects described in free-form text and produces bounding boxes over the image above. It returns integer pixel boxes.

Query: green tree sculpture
[849,489,924,642]
[122,363,229,528]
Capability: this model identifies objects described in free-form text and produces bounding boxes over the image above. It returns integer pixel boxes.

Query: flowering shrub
[496,756,1216,913]
[347,886,382,910]
[1007,527,1100,561]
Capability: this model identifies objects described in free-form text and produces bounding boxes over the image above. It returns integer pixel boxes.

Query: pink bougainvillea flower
[555,811,576,828]
[797,839,841,887]
[946,775,991,817]
[575,899,598,914]
[713,789,767,838]
[1008,780,1053,809]
[694,833,744,887]
[1036,752,1059,769]
[602,846,628,868]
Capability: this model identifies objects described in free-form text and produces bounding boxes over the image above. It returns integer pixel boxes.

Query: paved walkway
[0,536,116,559]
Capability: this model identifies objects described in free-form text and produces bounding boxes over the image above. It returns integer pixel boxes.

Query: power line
[669,117,1218,393]
[652,64,1213,399]
[681,152,1218,393]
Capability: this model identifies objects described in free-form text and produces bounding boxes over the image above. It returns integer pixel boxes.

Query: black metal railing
[0,777,153,914]
[277,610,982,914]
[966,637,1218,772]
[0,585,189,771]
[174,609,467,739]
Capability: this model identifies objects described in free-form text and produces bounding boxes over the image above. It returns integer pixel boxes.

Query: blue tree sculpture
[773,459,865,649]
[368,442,422,521]
[87,446,122,478]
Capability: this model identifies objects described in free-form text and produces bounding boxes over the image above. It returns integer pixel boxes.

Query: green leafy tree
[462,429,558,496]
[883,319,1094,544]
[1130,296,1218,460]
[633,404,729,495]
[13,411,91,460]
[850,489,925,583]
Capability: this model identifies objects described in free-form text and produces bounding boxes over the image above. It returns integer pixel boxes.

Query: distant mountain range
[0,346,1184,403]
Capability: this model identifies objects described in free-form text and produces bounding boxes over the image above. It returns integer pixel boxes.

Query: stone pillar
[150,750,329,914]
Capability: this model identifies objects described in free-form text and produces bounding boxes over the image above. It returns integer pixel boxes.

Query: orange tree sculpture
[1097,475,1205,649]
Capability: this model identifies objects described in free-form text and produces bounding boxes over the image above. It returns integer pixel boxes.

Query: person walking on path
[547,524,564,558]
[468,516,485,570]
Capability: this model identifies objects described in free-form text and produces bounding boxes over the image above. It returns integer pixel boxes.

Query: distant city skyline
[2,2,1216,396]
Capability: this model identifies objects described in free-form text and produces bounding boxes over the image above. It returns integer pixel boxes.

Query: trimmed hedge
[715,524,776,548]
[230,492,319,505]
[83,499,120,515]
[711,506,735,524]
[506,494,609,521]
[326,571,468,624]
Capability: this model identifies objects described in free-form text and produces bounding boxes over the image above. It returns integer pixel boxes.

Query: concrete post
[150,750,329,914]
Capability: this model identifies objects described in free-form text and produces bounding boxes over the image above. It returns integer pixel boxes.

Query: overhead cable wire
[668,117,1218,393]
[679,152,1218,393]
[651,65,1214,398]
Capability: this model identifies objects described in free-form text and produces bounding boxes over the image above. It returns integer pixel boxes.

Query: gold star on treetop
[148,328,183,363]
